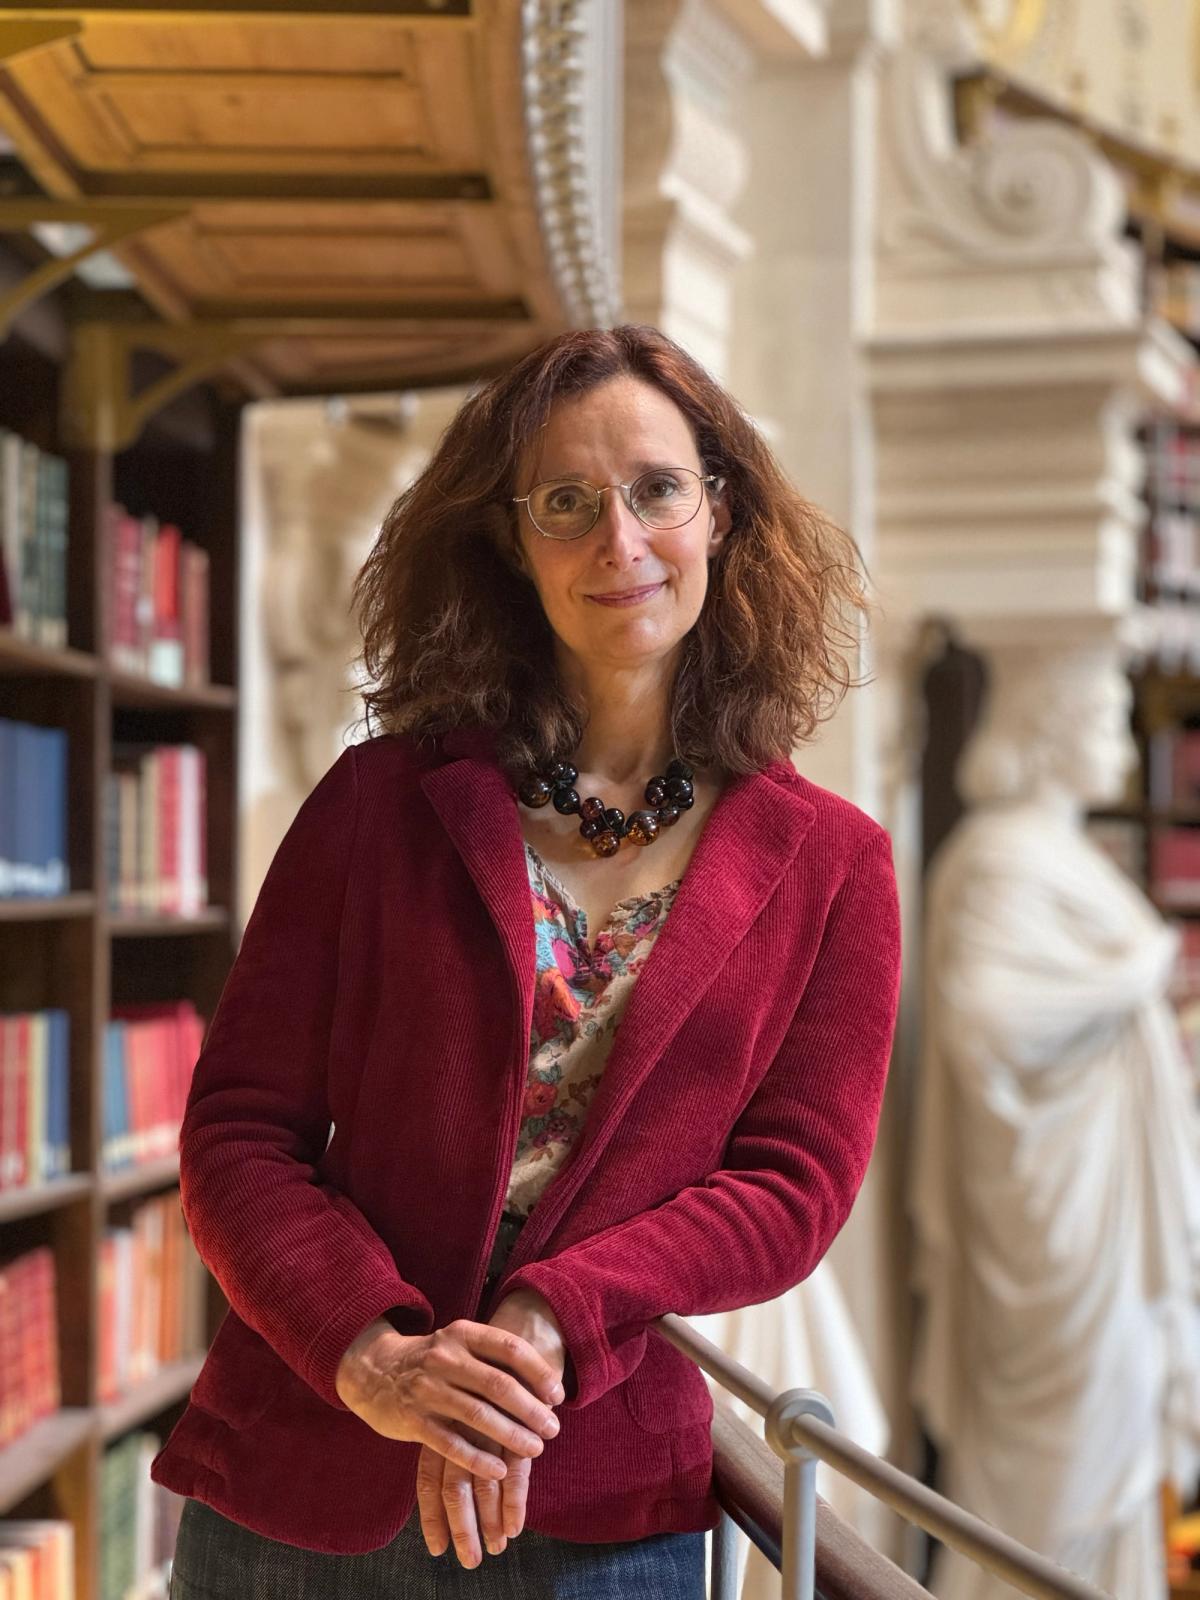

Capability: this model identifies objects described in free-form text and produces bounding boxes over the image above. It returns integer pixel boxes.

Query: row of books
[103,1002,205,1172]
[1148,511,1200,593]
[105,744,208,917]
[0,430,69,650]
[0,1521,72,1600]
[0,1247,59,1451]
[1149,426,1200,508]
[0,1010,70,1192]
[0,719,68,899]
[1152,261,1200,343]
[106,505,211,690]
[102,1430,182,1600]
[1087,815,1200,915]
[1148,727,1200,809]
[98,1190,206,1402]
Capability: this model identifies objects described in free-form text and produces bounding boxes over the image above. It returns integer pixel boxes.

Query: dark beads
[579,796,606,824]
[625,810,660,846]
[580,817,607,841]
[518,776,554,808]
[657,804,682,828]
[666,775,693,807]
[591,829,621,858]
[603,808,625,834]
[644,775,668,807]
[548,761,578,787]
[552,787,581,815]
[666,758,694,782]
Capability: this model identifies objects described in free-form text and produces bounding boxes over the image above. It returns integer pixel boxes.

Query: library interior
[0,4,1198,1599]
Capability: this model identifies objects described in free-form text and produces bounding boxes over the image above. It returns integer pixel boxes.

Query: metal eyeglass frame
[512,467,726,540]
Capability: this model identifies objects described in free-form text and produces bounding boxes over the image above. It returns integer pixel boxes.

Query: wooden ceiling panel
[9,19,482,173]
[254,321,534,388]
[132,201,522,307]
[0,0,599,405]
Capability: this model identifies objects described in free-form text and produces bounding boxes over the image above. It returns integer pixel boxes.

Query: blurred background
[0,1,1198,1596]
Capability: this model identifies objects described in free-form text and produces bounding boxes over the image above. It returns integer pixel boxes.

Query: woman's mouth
[586,582,664,607]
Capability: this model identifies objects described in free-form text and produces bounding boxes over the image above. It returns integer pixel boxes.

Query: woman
[152,324,903,1598]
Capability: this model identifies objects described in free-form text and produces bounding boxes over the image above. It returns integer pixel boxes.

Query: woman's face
[512,375,730,680]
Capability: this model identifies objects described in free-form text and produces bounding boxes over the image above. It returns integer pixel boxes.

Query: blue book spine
[13,721,37,896]
[112,1020,130,1170]
[46,724,67,896]
[0,718,13,896]
[49,1008,69,1177]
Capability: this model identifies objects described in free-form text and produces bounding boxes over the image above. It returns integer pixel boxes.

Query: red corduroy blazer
[150,725,902,1553]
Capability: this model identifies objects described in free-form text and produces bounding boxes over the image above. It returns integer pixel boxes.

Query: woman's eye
[547,488,585,512]
[641,475,679,499]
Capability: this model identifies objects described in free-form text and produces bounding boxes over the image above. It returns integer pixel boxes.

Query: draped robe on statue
[911,803,1200,1600]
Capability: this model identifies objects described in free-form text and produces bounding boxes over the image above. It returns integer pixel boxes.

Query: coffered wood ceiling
[0,0,586,401]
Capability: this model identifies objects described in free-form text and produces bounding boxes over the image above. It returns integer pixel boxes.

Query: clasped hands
[416,1287,567,1567]
[335,1287,567,1571]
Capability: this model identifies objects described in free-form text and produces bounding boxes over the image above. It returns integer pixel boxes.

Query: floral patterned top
[502,839,682,1220]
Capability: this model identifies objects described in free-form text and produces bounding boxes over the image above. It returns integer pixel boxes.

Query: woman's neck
[562,659,679,785]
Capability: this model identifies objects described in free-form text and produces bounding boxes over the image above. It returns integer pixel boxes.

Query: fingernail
[542,1414,559,1436]
[551,1382,565,1401]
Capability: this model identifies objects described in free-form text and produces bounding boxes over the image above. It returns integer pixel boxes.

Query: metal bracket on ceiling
[0,197,189,340]
[61,319,267,451]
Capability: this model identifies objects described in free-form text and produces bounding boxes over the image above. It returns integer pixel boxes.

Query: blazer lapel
[418,735,537,1061]
[516,760,819,1258]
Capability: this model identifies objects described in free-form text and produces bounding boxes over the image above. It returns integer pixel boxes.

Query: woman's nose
[592,487,647,562]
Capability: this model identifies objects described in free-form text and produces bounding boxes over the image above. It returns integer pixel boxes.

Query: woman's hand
[416,1289,568,1566]
[333,1315,563,1483]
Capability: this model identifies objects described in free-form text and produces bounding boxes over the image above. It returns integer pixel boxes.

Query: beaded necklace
[517,757,695,858]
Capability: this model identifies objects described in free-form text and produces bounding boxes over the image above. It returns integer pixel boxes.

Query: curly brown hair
[349,323,874,779]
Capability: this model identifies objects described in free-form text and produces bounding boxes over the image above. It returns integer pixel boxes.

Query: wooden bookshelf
[0,320,241,1600]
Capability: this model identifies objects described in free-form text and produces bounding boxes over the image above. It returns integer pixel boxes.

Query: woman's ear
[707,477,732,553]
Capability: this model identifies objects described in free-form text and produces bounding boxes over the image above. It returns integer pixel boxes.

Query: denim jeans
[168,1496,708,1599]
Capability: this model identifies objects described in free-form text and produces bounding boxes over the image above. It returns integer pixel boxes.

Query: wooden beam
[0,1,470,16]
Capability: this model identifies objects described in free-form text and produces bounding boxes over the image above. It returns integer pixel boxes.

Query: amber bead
[579,795,606,824]
[625,810,661,845]
[644,776,668,807]
[591,828,621,857]
[666,758,694,783]
[666,776,693,807]
[549,761,578,787]
[580,817,607,841]
[518,776,554,808]
[603,807,625,834]
[552,786,581,815]
[658,804,682,828]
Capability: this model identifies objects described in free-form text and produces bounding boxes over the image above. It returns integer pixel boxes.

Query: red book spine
[98,1233,116,1403]
[12,1014,28,1189]
[160,747,179,917]
[0,1263,11,1445]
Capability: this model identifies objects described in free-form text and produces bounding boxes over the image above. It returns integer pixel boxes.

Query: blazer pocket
[189,1312,287,1430]
[619,1333,714,1434]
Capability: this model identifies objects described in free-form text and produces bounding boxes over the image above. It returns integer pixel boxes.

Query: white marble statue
[910,641,1200,1600]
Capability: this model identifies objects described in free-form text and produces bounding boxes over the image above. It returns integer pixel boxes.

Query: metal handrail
[653,1312,1114,1600]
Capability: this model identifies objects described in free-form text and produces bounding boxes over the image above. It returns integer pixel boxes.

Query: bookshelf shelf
[0,1410,94,1517]
[97,1356,206,1445]
[0,630,98,679]
[106,908,229,939]
[0,331,242,1597]
[0,1174,93,1225]
[108,671,237,712]
[0,893,96,922]
[97,1156,181,1205]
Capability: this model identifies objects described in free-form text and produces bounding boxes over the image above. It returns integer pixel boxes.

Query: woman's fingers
[419,1373,553,1460]
[415,1444,451,1557]
[418,1413,509,1480]
[441,1455,491,1569]
[499,1445,532,1539]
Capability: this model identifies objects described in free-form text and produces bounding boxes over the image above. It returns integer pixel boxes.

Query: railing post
[711,1507,743,1600]
[764,1387,836,1600]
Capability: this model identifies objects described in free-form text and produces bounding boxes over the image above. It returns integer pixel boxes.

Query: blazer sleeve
[177,743,435,1410]
[501,826,902,1410]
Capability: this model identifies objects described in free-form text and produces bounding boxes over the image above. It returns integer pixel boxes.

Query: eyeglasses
[512,466,725,541]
